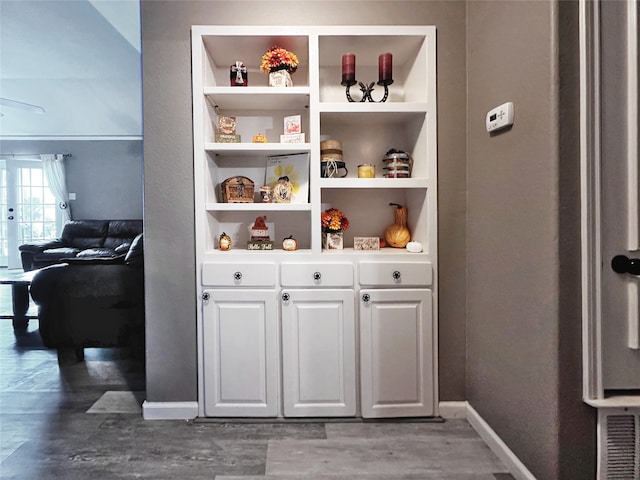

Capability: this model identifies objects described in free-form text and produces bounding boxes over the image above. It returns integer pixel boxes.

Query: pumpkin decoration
[219,232,232,251]
[384,203,411,248]
[282,235,298,251]
[252,133,268,143]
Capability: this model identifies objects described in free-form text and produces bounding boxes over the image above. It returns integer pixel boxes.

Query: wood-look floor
[0,282,514,480]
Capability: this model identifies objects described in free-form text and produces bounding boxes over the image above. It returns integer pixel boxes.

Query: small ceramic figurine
[274,176,293,203]
[252,133,268,143]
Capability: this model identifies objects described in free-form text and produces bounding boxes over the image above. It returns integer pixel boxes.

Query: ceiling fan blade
[0,97,45,114]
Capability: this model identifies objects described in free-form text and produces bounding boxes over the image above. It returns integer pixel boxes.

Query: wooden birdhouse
[221,176,255,203]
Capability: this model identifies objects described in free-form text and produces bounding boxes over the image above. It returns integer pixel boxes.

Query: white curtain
[41,154,71,222]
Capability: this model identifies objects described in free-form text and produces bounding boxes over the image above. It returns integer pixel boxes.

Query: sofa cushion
[104,220,143,250]
[61,220,109,249]
[35,247,81,262]
[76,248,118,258]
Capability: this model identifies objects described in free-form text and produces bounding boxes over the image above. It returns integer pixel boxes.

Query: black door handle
[611,255,640,275]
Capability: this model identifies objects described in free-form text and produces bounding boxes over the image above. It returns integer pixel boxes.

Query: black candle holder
[341,79,393,103]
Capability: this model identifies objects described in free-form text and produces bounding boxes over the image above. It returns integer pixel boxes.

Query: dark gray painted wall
[466,1,595,478]
[0,139,143,220]
[140,0,468,403]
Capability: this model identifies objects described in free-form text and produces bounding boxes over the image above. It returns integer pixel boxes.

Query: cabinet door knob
[282,292,290,301]
[392,270,401,280]
[202,292,210,301]
[234,272,242,281]
[362,293,370,303]
[313,272,321,281]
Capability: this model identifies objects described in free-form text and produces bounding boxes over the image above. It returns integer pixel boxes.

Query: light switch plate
[486,101,514,132]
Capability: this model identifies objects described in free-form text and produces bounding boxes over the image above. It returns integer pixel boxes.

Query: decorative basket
[221,176,255,203]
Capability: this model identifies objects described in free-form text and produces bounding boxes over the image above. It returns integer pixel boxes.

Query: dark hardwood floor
[0,282,514,480]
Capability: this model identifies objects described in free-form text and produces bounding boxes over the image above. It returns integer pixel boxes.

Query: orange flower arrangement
[260,46,299,74]
[321,208,349,232]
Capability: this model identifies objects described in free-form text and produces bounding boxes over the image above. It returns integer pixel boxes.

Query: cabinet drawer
[359,261,432,287]
[202,262,276,287]
[281,263,353,287]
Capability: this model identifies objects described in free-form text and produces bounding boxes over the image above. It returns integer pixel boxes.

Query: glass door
[0,158,63,269]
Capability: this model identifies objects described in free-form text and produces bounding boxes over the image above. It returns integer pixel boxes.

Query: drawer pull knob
[282,292,290,301]
[202,292,210,301]
[313,272,322,281]
[234,272,242,281]
[362,293,370,303]
[392,270,401,280]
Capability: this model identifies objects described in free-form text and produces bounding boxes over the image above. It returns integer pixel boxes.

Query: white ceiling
[0,0,142,138]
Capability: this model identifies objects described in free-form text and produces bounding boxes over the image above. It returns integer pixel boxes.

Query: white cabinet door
[202,289,278,417]
[281,289,356,417]
[360,288,434,418]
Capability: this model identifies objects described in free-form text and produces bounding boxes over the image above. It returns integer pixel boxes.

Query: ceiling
[0,0,142,138]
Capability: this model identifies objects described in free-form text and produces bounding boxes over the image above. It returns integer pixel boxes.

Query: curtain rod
[0,153,72,158]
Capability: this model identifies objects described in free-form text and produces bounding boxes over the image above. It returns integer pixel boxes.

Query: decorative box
[215,133,241,143]
[280,133,305,143]
[230,61,248,86]
[354,237,380,250]
[221,176,255,203]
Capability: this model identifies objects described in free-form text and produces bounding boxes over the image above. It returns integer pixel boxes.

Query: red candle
[342,53,356,84]
[378,52,393,84]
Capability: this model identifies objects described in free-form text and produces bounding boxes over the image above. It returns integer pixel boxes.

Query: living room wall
[0,139,143,220]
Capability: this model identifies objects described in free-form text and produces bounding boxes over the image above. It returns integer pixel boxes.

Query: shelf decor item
[221,176,255,203]
[382,148,412,178]
[215,116,241,143]
[282,235,298,251]
[340,52,393,102]
[384,203,411,248]
[321,208,349,250]
[266,153,310,203]
[320,139,348,178]
[230,61,248,86]
[218,232,232,251]
[252,133,268,143]
[260,46,299,87]
[247,216,274,250]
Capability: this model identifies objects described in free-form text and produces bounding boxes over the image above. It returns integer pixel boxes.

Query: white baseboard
[438,401,468,419]
[465,403,537,480]
[142,400,198,420]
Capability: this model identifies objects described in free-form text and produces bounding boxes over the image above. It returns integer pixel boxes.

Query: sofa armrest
[64,254,127,266]
[19,238,64,254]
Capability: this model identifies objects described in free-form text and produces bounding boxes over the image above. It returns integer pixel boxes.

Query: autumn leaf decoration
[321,208,349,232]
[260,46,299,74]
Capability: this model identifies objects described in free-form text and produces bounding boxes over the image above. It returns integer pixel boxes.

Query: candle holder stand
[341,79,393,103]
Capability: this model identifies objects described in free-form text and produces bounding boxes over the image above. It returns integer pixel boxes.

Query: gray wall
[465,1,594,479]
[0,139,143,220]
[141,1,596,478]
[141,0,468,402]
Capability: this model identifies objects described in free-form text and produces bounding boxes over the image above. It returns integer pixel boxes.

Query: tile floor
[0,282,514,480]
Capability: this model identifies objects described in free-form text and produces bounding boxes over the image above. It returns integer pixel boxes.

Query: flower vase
[269,70,293,87]
[323,231,344,250]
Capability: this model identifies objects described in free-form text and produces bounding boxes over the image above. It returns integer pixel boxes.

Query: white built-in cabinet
[193,26,438,418]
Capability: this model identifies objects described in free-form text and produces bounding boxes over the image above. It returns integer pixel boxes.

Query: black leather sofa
[19,219,143,272]
[29,232,145,361]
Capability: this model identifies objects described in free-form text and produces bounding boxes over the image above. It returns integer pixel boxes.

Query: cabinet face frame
[193,26,438,419]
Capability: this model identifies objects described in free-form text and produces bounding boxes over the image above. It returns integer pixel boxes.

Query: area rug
[86,390,145,414]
